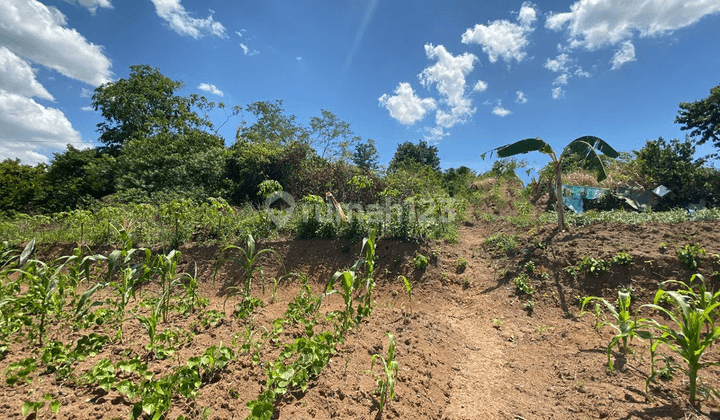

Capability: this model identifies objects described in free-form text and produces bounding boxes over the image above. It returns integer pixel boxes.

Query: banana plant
[483,136,619,229]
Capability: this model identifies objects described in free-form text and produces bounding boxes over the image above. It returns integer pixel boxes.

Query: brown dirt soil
[2,210,720,419]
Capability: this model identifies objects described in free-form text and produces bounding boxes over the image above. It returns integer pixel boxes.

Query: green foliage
[443,166,477,197]
[92,64,215,150]
[484,233,519,256]
[513,274,534,295]
[677,243,706,270]
[676,84,720,158]
[236,100,308,145]
[370,333,399,413]
[400,275,413,312]
[214,234,284,301]
[488,135,619,229]
[576,256,611,276]
[581,291,650,370]
[611,252,633,266]
[257,180,283,199]
[310,109,359,161]
[642,274,720,406]
[22,394,60,418]
[634,137,710,207]
[490,158,527,179]
[388,140,441,173]
[352,138,379,171]
[0,159,45,214]
[456,257,468,272]
[413,253,428,271]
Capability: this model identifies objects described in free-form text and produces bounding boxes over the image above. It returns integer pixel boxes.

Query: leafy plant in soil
[642,274,720,407]
[581,290,651,370]
[371,333,399,413]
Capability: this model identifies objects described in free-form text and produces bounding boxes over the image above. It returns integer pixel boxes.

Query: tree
[0,159,45,214]
[236,100,308,145]
[309,109,358,161]
[676,84,720,158]
[40,146,115,212]
[352,139,379,171]
[114,131,226,203]
[92,65,213,151]
[388,140,440,173]
[634,136,707,207]
[486,136,619,229]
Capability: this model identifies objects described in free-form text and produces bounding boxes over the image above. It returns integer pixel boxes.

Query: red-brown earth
[1,210,719,420]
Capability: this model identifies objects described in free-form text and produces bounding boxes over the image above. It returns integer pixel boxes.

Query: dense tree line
[1,65,719,215]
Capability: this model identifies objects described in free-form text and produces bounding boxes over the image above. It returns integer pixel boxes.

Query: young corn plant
[641,274,720,407]
[214,234,283,300]
[400,275,413,313]
[581,290,651,370]
[154,250,186,323]
[371,333,399,413]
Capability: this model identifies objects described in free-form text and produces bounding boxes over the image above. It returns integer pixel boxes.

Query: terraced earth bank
[1,216,719,419]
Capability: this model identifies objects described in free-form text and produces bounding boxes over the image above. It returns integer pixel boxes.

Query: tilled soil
[1,216,720,420]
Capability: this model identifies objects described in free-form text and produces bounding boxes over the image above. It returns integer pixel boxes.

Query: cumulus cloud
[551,86,565,100]
[544,53,571,72]
[240,43,259,56]
[515,90,528,104]
[610,40,636,70]
[473,80,488,92]
[462,2,537,63]
[419,44,477,128]
[150,0,227,39]
[64,0,112,14]
[378,82,437,125]
[553,73,570,85]
[0,0,112,86]
[198,83,223,96]
[546,0,720,51]
[492,104,512,117]
[0,90,85,164]
[575,67,591,78]
[0,47,54,101]
[81,106,94,111]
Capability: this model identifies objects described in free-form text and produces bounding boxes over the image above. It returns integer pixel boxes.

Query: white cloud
[515,90,528,104]
[551,86,565,99]
[198,82,223,96]
[0,47,54,101]
[235,29,245,37]
[424,126,448,141]
[80,87,93,98]
[378,82,437,125]
[492,104,512,117]
[473,80,488,92]
[296,56,302,61]
[419,44,477,128]
[610,40,636,70]
[553,73,570,85]
[574,67,591,78]
[0,90,86,164]
[544,53,571,72]
[461,3,537,63]
[150,0,227,39]
[64,0,112,14]
[240,43,259,56]
[546,0,720,51]
[81,105,94,111]
[0,0,112,86]
[517,2,537,26]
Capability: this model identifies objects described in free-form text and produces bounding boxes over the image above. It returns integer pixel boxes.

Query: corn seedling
[641,274,720,407]
[400,275,413,312]
[370,333,398,413]
[581,291,651,370]
[214,234,283,299]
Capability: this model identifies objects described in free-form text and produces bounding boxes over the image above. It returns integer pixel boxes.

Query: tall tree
[486,136,618,229]
[352,139,379,171]
[676,84,720,158]
[92,65,213,151]
[236,100,308,145]
[309,109,358,160]
[388,140,440,172]
[40,146,115,212]
[0,159,45,214]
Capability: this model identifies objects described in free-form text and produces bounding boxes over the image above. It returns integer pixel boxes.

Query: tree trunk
[555,162,565,230]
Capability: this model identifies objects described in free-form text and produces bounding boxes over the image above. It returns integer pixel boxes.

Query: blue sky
[2,0,720,176]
